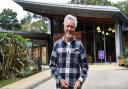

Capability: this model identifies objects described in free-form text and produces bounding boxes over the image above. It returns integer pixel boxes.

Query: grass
[0,68,39,88]
[0,69,39,88]
[0,78,23,88]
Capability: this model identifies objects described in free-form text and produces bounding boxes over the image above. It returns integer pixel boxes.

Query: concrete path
[1,68,51,89]
[34,63,128,89]
[1,63,128,89]
[83,63,128,89]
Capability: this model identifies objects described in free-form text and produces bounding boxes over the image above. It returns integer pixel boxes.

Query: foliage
[87,55,93,64]
[0,78,23,88]
[20,13,32,24]
[112,0,128,16]
[0,8,20,30]
[118,55,124,60]
[70,0,128,16]
[0,33,34,79]
[0,9,48,32]
[70,0,111,6]
[20,13,48,33]
[124,58,128,67]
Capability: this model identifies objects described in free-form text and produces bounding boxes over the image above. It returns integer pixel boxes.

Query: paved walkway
[88,63,127,70]
[1,63,128,89]
[1,66,51,89]
[84,63,128,89]
[34,63,128,89]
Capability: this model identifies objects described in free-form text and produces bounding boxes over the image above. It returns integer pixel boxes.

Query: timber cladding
[53,31,84,43]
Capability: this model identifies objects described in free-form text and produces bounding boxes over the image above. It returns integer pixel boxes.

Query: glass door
[95,24,116,63]
[104,26,116,63]
[95,25,105,63]
[80,21,116,63]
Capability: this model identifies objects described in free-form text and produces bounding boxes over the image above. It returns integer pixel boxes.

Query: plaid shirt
[49,36,88,89]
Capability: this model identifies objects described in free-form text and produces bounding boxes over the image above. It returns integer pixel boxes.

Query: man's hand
[74,80,81,89]
[60,79,68,89]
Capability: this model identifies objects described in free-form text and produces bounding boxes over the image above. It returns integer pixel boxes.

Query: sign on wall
[98,50,104,60]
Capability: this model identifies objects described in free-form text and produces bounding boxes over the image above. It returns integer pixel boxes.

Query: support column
[115,23,122,63]
[93,25,97,63]
[48,17,53,64]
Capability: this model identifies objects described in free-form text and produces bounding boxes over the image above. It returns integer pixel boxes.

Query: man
[49,14,88,89]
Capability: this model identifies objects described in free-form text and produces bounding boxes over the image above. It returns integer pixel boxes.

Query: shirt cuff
[78,77,84,83]
[56,75,62,82]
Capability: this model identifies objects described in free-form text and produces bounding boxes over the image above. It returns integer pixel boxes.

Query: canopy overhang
[0,29,50,40]
[13,0,128,24]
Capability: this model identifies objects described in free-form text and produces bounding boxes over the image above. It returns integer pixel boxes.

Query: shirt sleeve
[78,41,88,84]
[49,42,62,82]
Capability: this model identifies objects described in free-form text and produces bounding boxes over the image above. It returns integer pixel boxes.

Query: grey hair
[63,14,77,28]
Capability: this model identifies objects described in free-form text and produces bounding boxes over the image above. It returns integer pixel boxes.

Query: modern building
[14,0,128,64]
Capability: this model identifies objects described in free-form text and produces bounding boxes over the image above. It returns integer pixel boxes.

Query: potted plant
[123,50,128,67]
[87,55,93,64]
[118,55,125,66]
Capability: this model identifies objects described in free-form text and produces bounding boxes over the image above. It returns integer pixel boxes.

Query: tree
[21,13,48,33]
[70,0,128,16]
[20,13,32,32]
[0,8,20,30]
[112,0,128,16]
[70,0,111,6]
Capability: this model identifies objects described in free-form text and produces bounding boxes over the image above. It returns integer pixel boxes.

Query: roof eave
[13,0,128,24]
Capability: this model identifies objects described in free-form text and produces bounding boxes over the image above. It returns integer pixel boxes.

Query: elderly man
[49,14,88,89]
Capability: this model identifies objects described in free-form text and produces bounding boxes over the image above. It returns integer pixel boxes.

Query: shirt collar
[61,36,76,44]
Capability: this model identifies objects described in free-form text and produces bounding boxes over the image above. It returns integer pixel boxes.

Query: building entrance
[84,22,116,63]
[95,25,116,63]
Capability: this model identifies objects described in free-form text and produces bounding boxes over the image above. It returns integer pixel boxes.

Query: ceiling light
[102,31,104,34]
[108,27,112,31]
[97,26,100,31]
[112,29,115,33]
[106,32,109,35]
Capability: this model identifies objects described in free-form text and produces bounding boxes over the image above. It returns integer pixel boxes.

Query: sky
[0,0,124,21]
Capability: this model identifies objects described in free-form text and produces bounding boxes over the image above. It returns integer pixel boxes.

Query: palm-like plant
[0,33,33,79]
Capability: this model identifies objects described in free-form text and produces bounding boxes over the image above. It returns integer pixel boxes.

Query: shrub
[118,55,124,59]
[0,33,34,79]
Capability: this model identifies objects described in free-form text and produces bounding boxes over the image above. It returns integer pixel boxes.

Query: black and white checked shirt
[49,36,88,89]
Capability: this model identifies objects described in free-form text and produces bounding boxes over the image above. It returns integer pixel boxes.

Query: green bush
[0,33,34,80]
[125,58,128,67]
[118,55,124,59]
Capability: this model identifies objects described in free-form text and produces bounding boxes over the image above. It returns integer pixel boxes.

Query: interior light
[106,32,109,35]
[112,29,115,33]
[97,26,100,31]
[108,27,112,31]
[98,30,101,33]
[102,31,104,34]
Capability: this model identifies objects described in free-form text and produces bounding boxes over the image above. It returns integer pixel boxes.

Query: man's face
[64,19,75,40]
